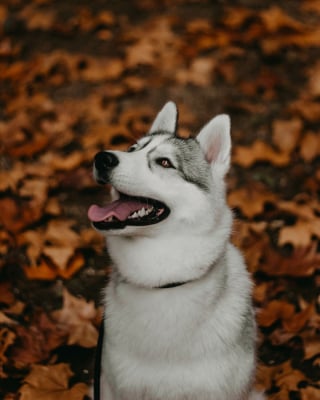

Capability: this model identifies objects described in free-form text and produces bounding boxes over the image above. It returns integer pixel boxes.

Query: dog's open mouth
[88,193,170,230]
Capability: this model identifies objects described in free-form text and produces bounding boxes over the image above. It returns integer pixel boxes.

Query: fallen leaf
[45,220,80,248]
[282,303,314,333]
[228,183,277,218]
[300,132,320,162]
[19,363,89,400]
[300,386,320,400]
[0,327,16,378]
[12,312,66,364]
[307,61,320,97]
[233,140,290,167]
[23,258,58,280]
[257,300,295,327]
[43,246,75,271]
[260,6,305,33]
[278,219,320,247]
[51,289,99,348]
[272,118,302,154]
[176,57,216,86]
[0,197,43,233]
[261,244,320,277]
[0,312,17,325]
[289,99,320,122]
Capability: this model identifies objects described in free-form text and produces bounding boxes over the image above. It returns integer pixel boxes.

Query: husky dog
[88,102,262,400]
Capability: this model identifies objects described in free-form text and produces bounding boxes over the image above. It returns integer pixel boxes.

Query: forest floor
[0,0,320,399]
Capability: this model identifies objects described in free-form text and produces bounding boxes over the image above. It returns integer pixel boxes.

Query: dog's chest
[105,283,207,359]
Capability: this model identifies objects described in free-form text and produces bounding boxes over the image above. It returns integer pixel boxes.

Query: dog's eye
[127,144,138,153]
[156,158,174,169]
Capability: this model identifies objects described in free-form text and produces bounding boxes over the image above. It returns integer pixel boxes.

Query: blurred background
[0,1,320,399]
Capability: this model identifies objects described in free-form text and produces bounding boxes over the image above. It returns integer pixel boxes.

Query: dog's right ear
[196,114,231,176]
[149,101,178,134]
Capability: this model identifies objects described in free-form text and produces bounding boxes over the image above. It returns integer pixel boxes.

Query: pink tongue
[88,198,150,222]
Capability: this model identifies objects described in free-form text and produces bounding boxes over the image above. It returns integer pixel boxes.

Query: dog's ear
[196,114,231,175]
[149,101,178,134]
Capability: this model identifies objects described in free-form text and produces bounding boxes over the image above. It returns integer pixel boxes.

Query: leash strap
[94,317,104,400]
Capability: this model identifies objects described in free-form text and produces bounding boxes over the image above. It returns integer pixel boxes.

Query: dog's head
[88,102,231,237]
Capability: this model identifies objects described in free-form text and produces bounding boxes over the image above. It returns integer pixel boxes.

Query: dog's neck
[107,216,231,289]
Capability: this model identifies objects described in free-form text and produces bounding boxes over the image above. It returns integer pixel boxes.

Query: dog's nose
[94,151,119,171]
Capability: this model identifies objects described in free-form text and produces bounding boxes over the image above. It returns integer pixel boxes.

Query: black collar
[155,281,188,289]
[94,315,104,400]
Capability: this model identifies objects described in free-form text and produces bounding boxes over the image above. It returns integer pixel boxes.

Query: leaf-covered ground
[1,1,320,399]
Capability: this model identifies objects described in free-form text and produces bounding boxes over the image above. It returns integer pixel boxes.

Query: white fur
[149,101,178,134]
[93,102,263,399]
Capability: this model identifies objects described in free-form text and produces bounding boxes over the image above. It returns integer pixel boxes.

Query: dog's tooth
[139,208,146,217]
[131,212,139,219]
[146,206,153,215]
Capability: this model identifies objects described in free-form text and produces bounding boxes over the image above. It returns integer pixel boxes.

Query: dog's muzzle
[94,151,119,184]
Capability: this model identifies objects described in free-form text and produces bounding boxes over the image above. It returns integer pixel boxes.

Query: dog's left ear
[149,101,178,134]
[197,114,231,175]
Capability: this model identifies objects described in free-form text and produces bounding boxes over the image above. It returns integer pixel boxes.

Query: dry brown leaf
[257,300,295,327]
[0,283,15,305]
[41,151,85,171]
[223,7,254,29]
[260,6,305,33]
[261,244,320,277]
[0,312,17,325]
[0,197,43,233]
[278,219,320,247]
[124,17,180,72]
[300,386,320,400]
[19,4,56,30]
[45,197,62,216]
[282,303,314,333]
[51,289,99,348]
[300,132,320,162]
[307,61,320,97]
[272,118,302,153]
[289,99,320,122]
[81,58,123,82]
[228,184,277,218]
[0,327,16,378]
[80,228,105,253]
[19,363,88,400]
[303,0,320,13]
[176,57,215,86]
[8,133,50,158]
[12,313,66,364]
[277,197,319,220]
[19,178,49,207]
[233,140,290,167]
[23,258,57,280]
[0,162,25,192]
[43,246,75,271]
[232,220,269,274]
[256,361,303,399]
[45,220,80,248]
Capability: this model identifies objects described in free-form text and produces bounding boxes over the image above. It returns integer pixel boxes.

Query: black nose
[94,151,119,171]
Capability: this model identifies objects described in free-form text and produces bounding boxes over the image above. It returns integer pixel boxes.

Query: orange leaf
[228,183,277,218]
[260,6,305,33]
[257,300,295,327]
[272,118,302,154]
[19,363,89,400]
[261,244,320,277]
[51,289,99,348]
[278,219,320,247]
[57,253,85,280]
[300,132,320,162]
[23,258,57,280]
[233,140,290,167]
